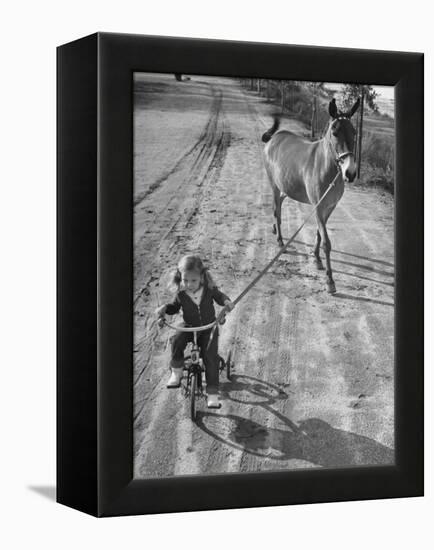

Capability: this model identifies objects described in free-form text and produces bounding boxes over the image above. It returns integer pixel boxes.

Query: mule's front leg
[323,237,336,294]
[312,230,324,270]
[272,193,284,247]
[318,220,336,293]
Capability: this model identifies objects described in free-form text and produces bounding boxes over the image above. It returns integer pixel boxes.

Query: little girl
[155,255,234,409]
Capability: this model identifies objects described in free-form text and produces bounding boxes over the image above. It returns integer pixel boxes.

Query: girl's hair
[168,255,216,292]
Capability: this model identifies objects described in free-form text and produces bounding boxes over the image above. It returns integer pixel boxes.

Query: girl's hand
[155,305,167,328]
[224,300,234,312]
[155,305,166,317]
[219,300,233,325]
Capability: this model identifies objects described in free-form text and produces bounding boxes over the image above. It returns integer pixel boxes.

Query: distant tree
[306,82,326,139]
[340,84,378,179]
[341,84,378,112]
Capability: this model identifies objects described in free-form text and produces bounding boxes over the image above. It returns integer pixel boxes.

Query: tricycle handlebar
[162,319,217,332]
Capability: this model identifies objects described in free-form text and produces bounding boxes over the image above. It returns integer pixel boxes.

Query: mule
[262,98,360,293]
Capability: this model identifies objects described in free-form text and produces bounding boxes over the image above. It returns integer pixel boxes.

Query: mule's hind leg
[272,191,285,247]
[316,216,336,293]
[312,230,324,270]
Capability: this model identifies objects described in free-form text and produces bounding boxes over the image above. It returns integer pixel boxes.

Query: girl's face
[181,269,202,292]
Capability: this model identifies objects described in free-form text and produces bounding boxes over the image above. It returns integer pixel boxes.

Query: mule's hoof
[278,239,284,248]
[327,281,336,294]
[272,224,276,235]
[313,258,324,270]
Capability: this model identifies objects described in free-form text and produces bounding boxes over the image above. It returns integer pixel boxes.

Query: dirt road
[133,74,394,477]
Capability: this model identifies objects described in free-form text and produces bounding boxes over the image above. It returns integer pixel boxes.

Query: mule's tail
[262,116,280,143]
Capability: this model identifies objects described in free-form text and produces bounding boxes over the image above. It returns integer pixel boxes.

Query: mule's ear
[328,98,338,119]
[349,97,360,117]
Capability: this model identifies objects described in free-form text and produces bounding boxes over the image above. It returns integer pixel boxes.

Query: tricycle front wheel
[226,351,232,380]
[190,372,197,421]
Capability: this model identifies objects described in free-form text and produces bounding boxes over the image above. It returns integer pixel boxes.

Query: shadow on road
[284,243,394,278]
[196,374,394,468]
[294,239,394,268]
[331,257,394,277]
[334,292,394,308]
[219,374,289,406]
[333,269,394,288]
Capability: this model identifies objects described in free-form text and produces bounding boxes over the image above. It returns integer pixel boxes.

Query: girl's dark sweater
[164,285,230,327]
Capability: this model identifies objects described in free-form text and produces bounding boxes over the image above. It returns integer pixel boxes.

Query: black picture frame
[57,32,423,517]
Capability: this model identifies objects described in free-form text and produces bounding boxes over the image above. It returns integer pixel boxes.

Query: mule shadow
[333,269,394,288]
[196,374,394,468]
[294,239,394,268]
[276,247,394,294]
[286,242,394,278]
[275,240,395,298]
[332,257,394,277]
[334,291,394,308]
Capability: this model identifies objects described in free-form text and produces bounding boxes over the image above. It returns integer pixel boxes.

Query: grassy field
[364,113,394,135]
[361,113,395,193]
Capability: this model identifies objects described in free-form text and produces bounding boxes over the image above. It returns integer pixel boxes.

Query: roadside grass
[358,114,394,193]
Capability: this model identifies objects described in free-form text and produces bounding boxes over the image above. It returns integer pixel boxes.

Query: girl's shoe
[167,368,183,388]
[207,392,221,409]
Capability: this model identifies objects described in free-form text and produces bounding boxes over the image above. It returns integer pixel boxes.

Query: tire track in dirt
[235,195,317,471]
[280,188,394,461]
[201,104,273,470]
[135,80,274,476]
[329,191,394,450]
[133,88,230,307]
[133,84,230,365]
[196,87,311,473]
[196,86,326,472]
[133,86,224,206]
[135,88,225,280]
[133,81,233,472]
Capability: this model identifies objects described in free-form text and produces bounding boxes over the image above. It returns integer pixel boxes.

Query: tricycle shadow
[195,374,394,468]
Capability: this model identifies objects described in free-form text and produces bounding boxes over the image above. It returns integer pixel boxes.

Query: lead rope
[207,170,341,349]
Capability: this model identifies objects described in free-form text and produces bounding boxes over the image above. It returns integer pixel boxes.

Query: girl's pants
[170,328,219,392]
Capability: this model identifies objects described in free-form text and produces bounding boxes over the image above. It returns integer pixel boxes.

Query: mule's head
[328,98,360,183]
